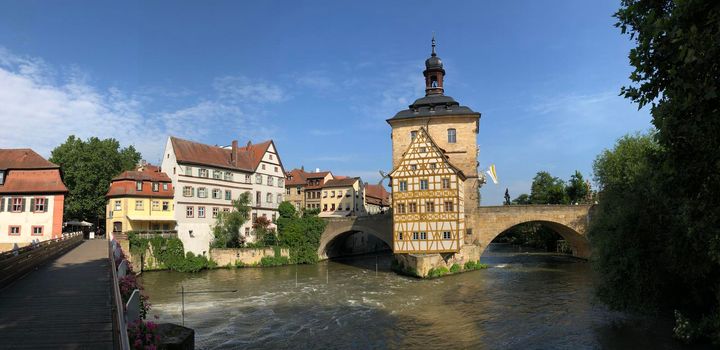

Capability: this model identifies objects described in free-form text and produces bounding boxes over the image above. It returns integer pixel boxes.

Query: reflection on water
[141,244,705,349]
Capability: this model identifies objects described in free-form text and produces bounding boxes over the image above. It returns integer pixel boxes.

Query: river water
[141,244,707,349]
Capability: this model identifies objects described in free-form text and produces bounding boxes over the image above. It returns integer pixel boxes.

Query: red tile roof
[111,165,172,182]
[365,184,390,206]
[0,149,67,194]
[285,169,307,186]
[284,168,333,188]
[170,136,274,172]
[107,165,174,198]
[0,149,58,170]
[0,169,68,194]
[306,171,331,179]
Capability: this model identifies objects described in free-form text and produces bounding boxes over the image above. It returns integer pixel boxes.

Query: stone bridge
[318,214,393,260]
[470,205,594,258]
[319,204,594,259]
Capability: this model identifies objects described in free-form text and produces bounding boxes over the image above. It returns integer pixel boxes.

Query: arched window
[430,75,438,88]
[448,128,457,143]
[266,193,273,203]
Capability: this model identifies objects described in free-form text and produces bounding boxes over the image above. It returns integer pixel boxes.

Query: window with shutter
[30,198,35,212]
[0,197,4,212]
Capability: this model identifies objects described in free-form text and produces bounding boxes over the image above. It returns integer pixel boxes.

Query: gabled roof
[0,149,59,170]
[365,184,390,206]
[285,168,308,186]
[170,136,275,172]
[388,127,466,180]
[285,168,333,187]
[306,171,331,179]
[107,164,173,198]
[323,177,360,188]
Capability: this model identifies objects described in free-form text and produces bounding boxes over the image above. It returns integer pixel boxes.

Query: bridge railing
[0,232,83,288]
[109,240,131,350]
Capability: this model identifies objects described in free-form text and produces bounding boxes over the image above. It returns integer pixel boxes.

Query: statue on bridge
[504,188,511,205]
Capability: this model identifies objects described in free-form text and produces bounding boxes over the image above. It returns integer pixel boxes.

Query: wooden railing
[109,240,131,350]
[0,233,83,288]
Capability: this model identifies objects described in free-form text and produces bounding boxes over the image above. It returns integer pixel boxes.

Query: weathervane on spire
[431,32,437,56]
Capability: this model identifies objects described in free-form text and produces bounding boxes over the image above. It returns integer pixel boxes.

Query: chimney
[231,140,238,166]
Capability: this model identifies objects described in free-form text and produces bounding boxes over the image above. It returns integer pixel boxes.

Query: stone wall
[394,244,481,278]
[210,247,290,266]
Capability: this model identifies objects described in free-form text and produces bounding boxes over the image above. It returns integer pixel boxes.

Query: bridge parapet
[470,205,595,258]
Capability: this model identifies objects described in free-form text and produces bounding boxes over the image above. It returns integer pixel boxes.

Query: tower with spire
[387,36,482,254]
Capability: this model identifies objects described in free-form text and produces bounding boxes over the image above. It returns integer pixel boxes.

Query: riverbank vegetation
[589,0,720,344]
[210,197,325,265]
[128,233,216,272]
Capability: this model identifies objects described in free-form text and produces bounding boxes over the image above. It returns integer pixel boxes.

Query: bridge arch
[482,220,590,258]
[472,205,593,259]
[319,216,393,260]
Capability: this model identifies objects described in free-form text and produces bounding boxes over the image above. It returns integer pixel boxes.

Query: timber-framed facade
[389,127,465,253]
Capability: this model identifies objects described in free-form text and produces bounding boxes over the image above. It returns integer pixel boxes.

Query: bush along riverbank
[128,233,216,272]
[391,258,489,278]
[127,201,327,272]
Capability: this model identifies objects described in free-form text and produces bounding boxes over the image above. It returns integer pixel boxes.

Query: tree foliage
[49,135,141,223]
[512,193,531,205]
[565,171,589,204]
[211,192,251,248]
[530,171,567,204]
[591,0,720,343]
[276,203,326,264]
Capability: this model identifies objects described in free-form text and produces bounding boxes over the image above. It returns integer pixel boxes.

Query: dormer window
[136,181,143,191]
[0,170,4,185]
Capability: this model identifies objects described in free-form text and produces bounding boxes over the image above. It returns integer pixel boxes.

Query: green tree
[49,136,141,224]
[277,208,326,264]
[512,193,531,205]
[565,171,589,204]
[211,192,251,248]
[603,0,720,342]
[530,171,567,204]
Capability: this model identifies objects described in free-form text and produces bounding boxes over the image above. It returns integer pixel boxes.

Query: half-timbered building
[389,127,465,253]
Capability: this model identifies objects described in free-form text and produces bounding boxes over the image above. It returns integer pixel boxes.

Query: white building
[0,149,68,252]
[161,137,286,255]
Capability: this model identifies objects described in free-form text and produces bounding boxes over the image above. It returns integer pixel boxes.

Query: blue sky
[0,1,651,205]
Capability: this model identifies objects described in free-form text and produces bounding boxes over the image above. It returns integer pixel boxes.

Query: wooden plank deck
[0,240,114,349]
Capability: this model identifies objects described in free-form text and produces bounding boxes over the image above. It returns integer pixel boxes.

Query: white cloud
[213,76,287,103]
[295,72,335,90]
[0,48,285,161]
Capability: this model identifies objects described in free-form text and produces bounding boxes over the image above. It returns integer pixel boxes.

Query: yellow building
[319,177,366,217]
[389,127,465,253]
[106,164,175,235]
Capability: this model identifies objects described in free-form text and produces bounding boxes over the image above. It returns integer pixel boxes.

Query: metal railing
[109,240,130,350]
[0,232,83,288]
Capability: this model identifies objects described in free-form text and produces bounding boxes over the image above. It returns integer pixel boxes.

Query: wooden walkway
[0,240,114,349]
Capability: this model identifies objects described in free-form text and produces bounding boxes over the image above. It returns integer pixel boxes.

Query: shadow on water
[328,251,394,272]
